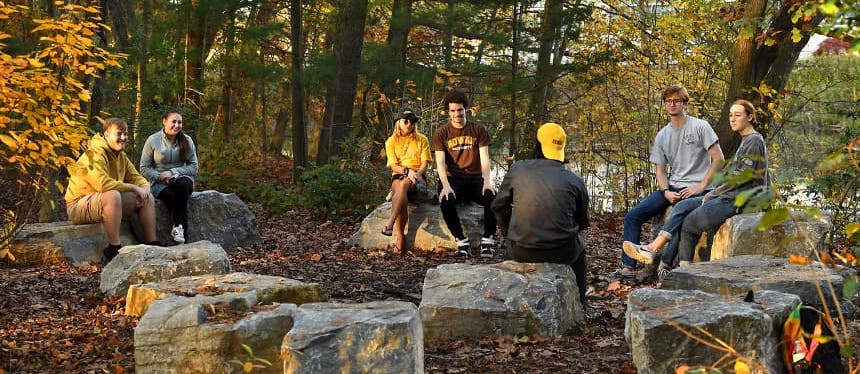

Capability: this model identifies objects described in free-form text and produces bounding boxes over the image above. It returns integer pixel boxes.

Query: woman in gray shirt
[140,110,199,243]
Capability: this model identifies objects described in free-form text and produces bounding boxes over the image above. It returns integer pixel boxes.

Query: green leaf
[734,189,753,207]
[846,223,860,239]
[843,275,859,299]
[758,208,790,231]
[840,344,854,358]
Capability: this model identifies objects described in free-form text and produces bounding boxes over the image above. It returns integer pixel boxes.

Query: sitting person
[492,123,591,313]
[624,99,768,271]
[615,84,723,280]
[140,110,199,244]
[433,89,497,257]
[65,118,158,262]
[381,108,432,252]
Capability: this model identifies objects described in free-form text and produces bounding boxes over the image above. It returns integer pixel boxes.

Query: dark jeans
[678,197,737,262]
[438,175,496,240]
[658,196,703,267]
[507,236,588,311]
[622,187,706,267]
[156,177,193,234]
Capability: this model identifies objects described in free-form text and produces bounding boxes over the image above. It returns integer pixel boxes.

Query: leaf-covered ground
[0,206,659,373]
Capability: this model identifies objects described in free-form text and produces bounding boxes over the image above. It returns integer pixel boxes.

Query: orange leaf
[484,291,493,299]
[789,254,811,265]
[113,364,124,373]
[818,251,835,267]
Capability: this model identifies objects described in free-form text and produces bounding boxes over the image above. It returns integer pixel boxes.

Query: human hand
[482,180,496,195]
[439,185,455,203]
[158,171,174,183]
[132,185,153,207]
[679,184,705,199]
[663,190,681,204]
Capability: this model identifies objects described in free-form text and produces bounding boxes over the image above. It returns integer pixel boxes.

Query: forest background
[0,0,859,260]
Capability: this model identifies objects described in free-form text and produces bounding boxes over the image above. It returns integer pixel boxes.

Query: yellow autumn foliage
[0,3,125,260]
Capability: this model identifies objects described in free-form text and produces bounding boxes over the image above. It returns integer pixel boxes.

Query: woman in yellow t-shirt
[382,108,432,252]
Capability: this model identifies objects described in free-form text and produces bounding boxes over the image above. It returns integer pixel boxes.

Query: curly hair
[443,89,470,108]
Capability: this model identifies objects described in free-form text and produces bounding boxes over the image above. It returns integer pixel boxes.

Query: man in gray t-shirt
[615,84,724,279]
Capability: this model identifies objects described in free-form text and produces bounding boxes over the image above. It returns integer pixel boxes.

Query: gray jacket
[139,130,199,196]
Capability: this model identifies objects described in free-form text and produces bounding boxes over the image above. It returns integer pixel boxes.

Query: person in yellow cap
[492,123,591,315]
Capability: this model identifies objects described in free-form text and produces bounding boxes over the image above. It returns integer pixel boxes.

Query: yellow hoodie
[64,133,150,206]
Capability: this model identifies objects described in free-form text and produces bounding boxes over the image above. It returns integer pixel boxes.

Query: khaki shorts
[67,191,138,224]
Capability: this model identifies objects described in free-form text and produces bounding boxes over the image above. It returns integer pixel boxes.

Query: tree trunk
[717,0,824,155]
[134,0,151,142]
[527,0,562,136]
[323,0,368,160]
[508,0,520,162]
[290,0,308,180]
[378,0,412,100]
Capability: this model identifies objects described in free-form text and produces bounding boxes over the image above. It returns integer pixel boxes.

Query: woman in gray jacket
[140,110,199,243]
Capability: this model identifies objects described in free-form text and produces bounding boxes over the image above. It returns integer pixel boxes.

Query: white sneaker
[171,225,185,243]
[622,241,657,265]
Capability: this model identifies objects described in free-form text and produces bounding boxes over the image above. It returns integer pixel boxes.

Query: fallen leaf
[607,280,622,291]
[789,254,811,265]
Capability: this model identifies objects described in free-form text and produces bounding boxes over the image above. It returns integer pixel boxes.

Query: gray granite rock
[419,261,582,340]
[99,240,231,297]
[281,301,423,374]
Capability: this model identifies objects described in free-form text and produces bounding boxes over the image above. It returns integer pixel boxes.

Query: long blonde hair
[391,118,422,141]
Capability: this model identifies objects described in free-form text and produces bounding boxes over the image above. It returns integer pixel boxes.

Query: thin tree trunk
[508,0,520,162]
[325,0,368,159]
[134,0,151,142]
[527,0,562,135]
[290,0,308,180]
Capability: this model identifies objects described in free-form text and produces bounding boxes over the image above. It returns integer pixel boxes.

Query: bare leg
[138,196,157,243]
[100,190,123,245]
[647,235,668,251]
[395,202,408,251]
[386,179,411,231]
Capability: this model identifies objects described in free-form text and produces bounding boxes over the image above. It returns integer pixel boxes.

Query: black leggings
[156,177,193,233]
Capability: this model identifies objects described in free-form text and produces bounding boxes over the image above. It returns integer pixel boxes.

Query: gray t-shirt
[649,115,719,188]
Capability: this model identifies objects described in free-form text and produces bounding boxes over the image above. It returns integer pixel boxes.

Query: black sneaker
[454,238,471,257]
[479,237,495,258]
[103,243,122,263]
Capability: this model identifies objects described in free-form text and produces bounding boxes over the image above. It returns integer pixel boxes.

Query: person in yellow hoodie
[65,118,158,262]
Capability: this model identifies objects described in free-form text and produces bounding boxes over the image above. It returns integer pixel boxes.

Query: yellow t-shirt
[385,133,432,175]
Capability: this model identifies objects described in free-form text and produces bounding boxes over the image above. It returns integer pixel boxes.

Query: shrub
[292,163,386,222]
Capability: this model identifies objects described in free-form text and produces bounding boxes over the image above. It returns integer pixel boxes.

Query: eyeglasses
[664,99,686,105]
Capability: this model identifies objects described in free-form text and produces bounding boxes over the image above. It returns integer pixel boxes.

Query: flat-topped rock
[135,291,296,374]
[281,301,423,373]
[419,261,583,340]
[626,288,800,374]
[9,190,260,265]
[100,240,232,297]
[709,210,830,260]
[126,272,328,317]
[349,202,485,251]
[8,221,138,264]
[661,255,845,311]
[136,297,422,374]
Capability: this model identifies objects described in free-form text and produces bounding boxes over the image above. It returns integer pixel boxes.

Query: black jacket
[492,158,590,255]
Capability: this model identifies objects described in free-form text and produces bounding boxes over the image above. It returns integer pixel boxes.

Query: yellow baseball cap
[536,122,566,162]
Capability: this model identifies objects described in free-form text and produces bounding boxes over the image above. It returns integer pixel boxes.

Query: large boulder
[661,255,845,312]
[150,190,262,248]
[625,288,800,374]
[135,291,297,374]
[350,202,486,251]
[126,272,327,317]
[710,211,830,260]
[419,261,582,340]
[281,301,423,374]
[8,221,138,264]
[99,241,232,297]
